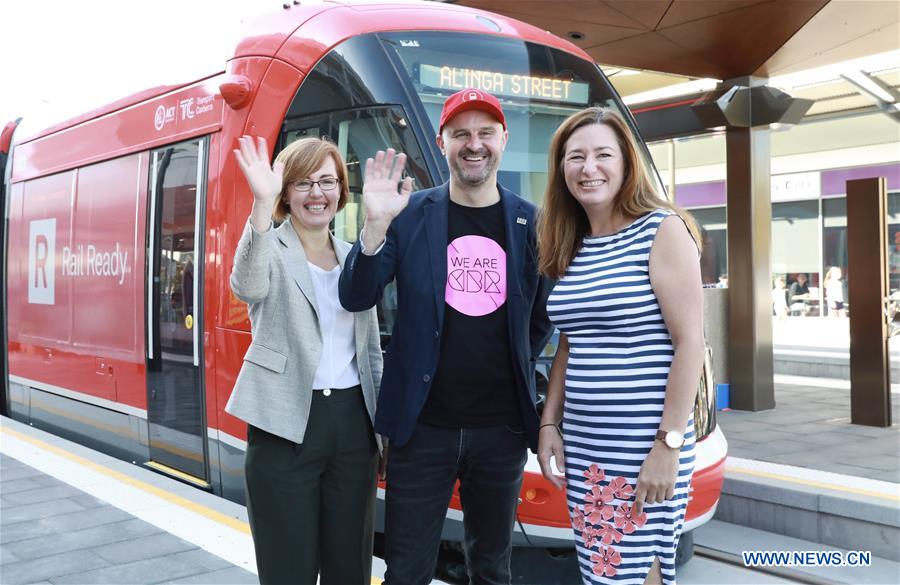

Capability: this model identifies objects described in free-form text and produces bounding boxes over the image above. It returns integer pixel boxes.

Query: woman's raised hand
[234,136,284,208]
[363,149,414,230]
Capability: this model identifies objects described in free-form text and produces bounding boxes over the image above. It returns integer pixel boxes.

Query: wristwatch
[655,429,685,449]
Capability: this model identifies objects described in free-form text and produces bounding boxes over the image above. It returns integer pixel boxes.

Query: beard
[449,148,498,187]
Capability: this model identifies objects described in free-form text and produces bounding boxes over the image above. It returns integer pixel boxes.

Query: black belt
[313,384,361,397]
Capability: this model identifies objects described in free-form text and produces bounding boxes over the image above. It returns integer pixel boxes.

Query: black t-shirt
[418,199,520,428]
[788,281,809,304]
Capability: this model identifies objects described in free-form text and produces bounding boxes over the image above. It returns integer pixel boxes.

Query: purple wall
[676,162,900,208]
[675,181,725,207]
[821,163,900,197]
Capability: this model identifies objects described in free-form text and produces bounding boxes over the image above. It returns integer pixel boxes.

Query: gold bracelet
[539,423,562,435]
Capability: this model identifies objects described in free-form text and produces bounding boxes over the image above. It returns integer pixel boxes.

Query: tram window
[380,31,648,205]
[152,142,201,353]
[277,31,650,339]
[285,107,430,242]
[283,107,431,339]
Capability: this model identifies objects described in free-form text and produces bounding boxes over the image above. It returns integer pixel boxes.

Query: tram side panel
[209,57,307,503]
[7,153,151,459]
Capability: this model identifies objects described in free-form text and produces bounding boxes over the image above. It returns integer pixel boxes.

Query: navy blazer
[339,182,554,451]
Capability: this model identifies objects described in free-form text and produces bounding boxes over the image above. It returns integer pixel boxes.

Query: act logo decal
[154,104,176,131]
[28,218,56,305]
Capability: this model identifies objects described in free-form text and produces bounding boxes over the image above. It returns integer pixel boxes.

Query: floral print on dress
[574,464,648,579]
[614,502,647,534]
[595,522,623,545]
[583,463,606,485]
[606,476,635,501]
[591,546,622,578]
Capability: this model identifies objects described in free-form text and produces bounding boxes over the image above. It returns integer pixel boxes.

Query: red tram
[1,0,726,578]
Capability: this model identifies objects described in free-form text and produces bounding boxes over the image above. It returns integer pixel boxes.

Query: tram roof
[14,0,589,145]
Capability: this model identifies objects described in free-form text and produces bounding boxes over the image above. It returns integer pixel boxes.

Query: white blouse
[308,263,360,389]
[825,279,845,303]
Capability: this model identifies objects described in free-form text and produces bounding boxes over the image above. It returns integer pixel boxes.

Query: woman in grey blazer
[227,135,383,585]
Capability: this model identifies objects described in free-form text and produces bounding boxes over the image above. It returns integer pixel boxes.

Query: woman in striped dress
[536,108,705,585]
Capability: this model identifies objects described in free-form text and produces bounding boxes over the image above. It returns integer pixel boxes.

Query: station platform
[713,373,900,578]
[0,415,430,585]
[3,369,899,585]
[1,416,260,584]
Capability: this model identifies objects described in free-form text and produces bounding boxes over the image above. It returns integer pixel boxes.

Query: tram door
[145,138,208,485]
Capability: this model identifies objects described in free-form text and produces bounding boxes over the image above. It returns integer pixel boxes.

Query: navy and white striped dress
[547,210,694,585]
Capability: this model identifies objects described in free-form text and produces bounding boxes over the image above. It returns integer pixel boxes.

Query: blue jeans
[383,423,528,585]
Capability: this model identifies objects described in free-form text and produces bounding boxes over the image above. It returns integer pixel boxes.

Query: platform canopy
[446,0,898,80]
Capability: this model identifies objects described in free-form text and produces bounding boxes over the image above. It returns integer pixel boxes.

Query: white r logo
[28,218,56,305]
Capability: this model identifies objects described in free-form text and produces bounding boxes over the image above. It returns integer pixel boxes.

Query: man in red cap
[340,87,553,585]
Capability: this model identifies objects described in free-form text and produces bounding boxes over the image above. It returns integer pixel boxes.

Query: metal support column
[726,124,776,411]
[666,140,676,202]
[847,177,891,427]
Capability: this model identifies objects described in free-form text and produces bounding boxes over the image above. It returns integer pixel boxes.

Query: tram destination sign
[419,64,589,105]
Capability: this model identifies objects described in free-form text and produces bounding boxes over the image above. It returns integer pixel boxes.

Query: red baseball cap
[438,88,506,133]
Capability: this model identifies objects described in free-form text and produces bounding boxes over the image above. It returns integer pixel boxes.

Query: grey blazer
[225,219,383,448]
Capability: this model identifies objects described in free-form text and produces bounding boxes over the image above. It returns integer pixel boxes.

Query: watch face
[665,431,683,449]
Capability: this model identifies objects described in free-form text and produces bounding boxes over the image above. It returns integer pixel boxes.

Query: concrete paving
[694,520,900,585]
[719,379,900,483]
[713,375,900,568]
[0,453,257,585]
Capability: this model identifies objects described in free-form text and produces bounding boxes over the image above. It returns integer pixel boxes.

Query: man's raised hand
[362,149,414,231]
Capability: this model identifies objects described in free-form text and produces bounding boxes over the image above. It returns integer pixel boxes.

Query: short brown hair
[538,107,701,279]
[272,137,350,222]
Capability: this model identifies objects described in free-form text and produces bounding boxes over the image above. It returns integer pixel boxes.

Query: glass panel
[285,107,430,244]
[773,200,819,273]
[381,31,653,205]
[690,207,727,286]
[675,133,727,175]
[159,151,196,359]
[889,192,900,295]
[772,200,820,316]
[822,197,848,317]
[283,107,431,341]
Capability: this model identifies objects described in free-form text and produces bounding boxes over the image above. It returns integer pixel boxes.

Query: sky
[3,0,897,135]
[1,0,276,130]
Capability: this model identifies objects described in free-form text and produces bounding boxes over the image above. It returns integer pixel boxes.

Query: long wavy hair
[538,107,701,279]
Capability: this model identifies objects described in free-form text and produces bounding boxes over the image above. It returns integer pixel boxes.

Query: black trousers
[383,423,528,585]
[245,387,378,585]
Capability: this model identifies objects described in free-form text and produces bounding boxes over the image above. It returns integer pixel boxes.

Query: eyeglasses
[290,177,341,193]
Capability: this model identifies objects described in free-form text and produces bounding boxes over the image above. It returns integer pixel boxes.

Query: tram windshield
[381,31,659,204]
[282,31,660,340]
